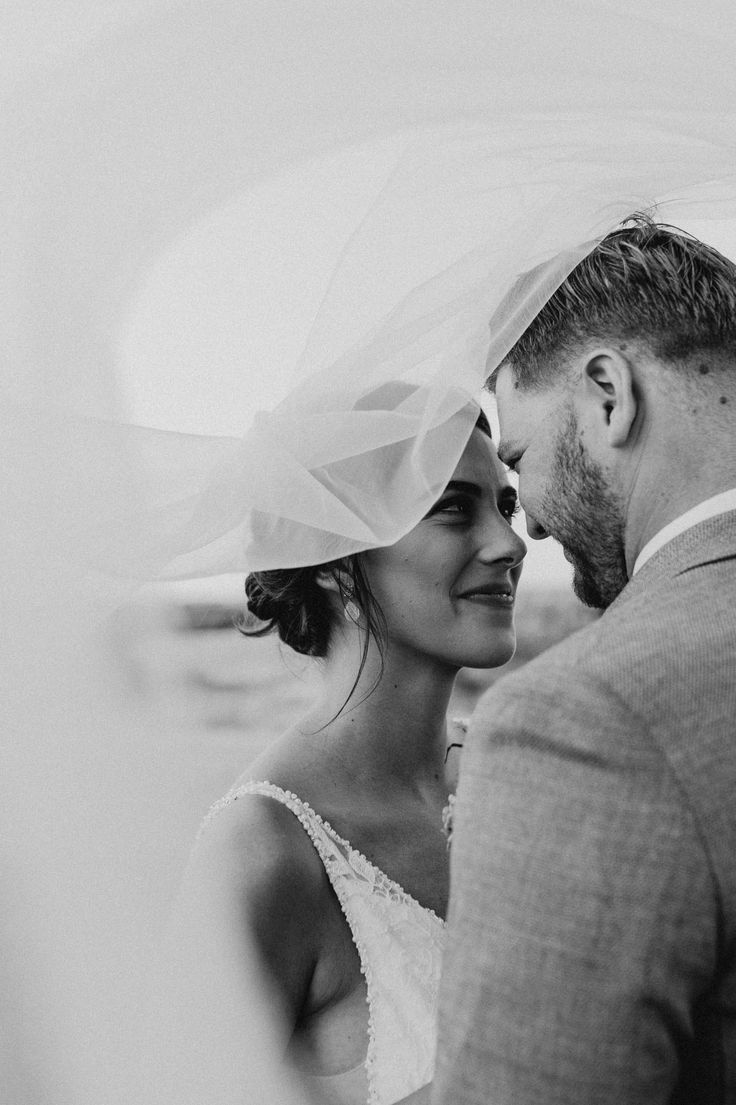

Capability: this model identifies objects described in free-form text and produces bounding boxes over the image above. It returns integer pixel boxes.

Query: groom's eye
[499,446,522,473]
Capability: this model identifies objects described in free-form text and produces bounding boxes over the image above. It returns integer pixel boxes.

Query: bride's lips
[457,586,515,607]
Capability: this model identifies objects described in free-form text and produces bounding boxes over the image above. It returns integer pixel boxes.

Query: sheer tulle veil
[3,1,736,1100]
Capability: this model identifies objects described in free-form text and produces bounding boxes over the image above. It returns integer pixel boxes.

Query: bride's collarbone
[330,804,451,920]
[247,745,451,913]
[281,780,450,923]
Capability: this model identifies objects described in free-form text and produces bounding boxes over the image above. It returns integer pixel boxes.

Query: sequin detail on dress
[202,781,446,1105]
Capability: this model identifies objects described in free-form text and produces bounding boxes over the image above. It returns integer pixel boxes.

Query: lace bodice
[203,780,446,1105]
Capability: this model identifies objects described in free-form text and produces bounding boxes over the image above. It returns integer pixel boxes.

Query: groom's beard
[542,410,628,609]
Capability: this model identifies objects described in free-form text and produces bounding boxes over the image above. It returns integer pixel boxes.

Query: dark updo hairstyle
[241,406,492,712]
[242,553,387,722]
[243,554,384,659]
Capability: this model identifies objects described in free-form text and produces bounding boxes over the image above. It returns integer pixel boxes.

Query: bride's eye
[426,495,473,519]
[499,495,520,521]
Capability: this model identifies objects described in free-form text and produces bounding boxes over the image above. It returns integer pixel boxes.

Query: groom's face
[494,364,628,608]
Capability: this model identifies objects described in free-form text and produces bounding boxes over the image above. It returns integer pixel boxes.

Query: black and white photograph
[2,2,735,1102]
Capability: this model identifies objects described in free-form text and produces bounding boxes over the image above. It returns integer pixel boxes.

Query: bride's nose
[478,516,527,568]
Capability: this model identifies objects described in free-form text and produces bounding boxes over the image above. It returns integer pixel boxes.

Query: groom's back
[566,529,736,1101]
[444,511,736,1103]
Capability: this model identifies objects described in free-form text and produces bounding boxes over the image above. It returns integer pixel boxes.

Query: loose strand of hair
[315,556,387,729]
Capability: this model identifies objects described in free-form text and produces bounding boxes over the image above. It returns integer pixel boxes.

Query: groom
[433,218,736,1103]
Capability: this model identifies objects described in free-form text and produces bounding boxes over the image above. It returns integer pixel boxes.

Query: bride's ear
[315,568,341,595]
[581,348,638,448]
[316,564,360,624]
[315,564,353,598]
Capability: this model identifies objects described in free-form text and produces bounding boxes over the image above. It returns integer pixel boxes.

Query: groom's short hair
[492,214,736,391]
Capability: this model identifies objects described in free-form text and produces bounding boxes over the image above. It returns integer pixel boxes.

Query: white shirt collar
[632,488,736,575]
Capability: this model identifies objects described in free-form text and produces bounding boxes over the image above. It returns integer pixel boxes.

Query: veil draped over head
[3,1,736,1102]
[6,0,736,581]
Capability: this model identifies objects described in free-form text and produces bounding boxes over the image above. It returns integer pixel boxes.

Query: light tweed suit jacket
[434,510,736,1105]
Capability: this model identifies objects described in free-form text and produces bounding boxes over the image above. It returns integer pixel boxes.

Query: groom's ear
[580,348,638,448]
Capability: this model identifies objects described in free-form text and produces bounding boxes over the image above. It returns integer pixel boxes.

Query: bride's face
[361,428,526,671]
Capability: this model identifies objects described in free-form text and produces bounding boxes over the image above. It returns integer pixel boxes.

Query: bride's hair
[243,555,385,659]
[243,554,387,722]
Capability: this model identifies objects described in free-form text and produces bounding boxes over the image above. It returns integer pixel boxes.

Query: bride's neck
[299,636,457,787]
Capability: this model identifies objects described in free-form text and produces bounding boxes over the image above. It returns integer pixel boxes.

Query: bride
[174,406,525,1105]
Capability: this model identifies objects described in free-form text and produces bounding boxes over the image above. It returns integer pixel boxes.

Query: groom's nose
[525,514,549,540]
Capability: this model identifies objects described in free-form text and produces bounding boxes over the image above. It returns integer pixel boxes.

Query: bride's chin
[458,636,517,671]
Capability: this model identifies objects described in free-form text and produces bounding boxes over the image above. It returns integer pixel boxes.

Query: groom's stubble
[541,405,629,610]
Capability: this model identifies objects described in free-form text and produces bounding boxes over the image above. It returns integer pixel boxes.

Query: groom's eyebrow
[496,440,519,468]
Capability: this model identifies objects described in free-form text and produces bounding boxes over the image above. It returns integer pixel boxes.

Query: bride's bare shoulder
[193,781,322,895]
[192,724,335,901]
[230,722,344,806]
[183,778,332,1004]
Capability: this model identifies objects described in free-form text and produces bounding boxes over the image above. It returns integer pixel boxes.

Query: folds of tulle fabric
[5,2,736,581]
[62,122,736,577]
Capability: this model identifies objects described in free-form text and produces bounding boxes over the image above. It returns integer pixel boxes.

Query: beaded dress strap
[204,780,446,925]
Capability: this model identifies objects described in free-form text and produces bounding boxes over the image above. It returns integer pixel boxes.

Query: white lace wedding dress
[203,781,447,1105]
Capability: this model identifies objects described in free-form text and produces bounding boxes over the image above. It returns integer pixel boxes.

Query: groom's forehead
[495,389,564,465]
[495,366,564,417]
[493,364,530,412]
[494,372,540,424]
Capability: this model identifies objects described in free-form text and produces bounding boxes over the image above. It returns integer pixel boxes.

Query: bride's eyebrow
[423,479,480,517]
[443,479,517,500]
[441,480,481,497]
